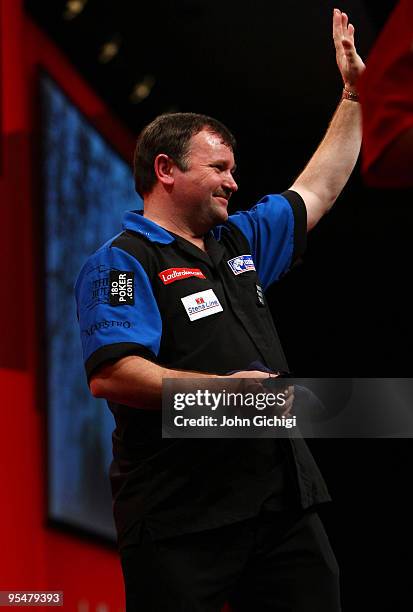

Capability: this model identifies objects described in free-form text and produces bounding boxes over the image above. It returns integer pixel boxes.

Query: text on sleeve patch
[109,271,135,305]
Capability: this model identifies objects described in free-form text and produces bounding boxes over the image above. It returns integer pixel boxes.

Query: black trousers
[120,509,341,612]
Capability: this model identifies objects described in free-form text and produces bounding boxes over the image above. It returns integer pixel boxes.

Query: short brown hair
[133,112,236,197]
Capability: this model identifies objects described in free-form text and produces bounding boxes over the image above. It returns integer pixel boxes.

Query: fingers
[279,384,294,416]
[342,12,356,45]
[333,8,355,43]
[228,370,280,379]
[333,8,343,41]
[282,393,294,416]
[228,371,263,379]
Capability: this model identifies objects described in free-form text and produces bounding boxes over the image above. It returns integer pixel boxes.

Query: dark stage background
[1,0,412,609]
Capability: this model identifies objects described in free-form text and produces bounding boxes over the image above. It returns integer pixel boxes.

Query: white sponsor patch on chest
[181,289,223,321]
[227,254,256,275]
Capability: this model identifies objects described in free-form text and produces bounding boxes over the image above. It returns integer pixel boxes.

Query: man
[75,9,364,612]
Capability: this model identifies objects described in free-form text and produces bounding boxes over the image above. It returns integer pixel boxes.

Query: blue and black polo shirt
[75,190,330,547]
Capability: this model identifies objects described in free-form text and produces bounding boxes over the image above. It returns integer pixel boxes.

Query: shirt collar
[122,210,175,244]
[122,210,228,249]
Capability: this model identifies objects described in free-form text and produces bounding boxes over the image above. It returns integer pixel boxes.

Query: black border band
[85,342,156,381]
[281,189,307,263]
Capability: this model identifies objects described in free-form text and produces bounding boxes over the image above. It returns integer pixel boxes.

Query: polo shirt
[75,190,331,547]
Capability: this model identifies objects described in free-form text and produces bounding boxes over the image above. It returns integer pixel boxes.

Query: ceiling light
[129,76,156,103]
[98,35,122,63]
[63,0,88,20]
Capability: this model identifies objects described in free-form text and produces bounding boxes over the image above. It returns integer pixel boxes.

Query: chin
[212,205,229,225]
[201,202,228,230]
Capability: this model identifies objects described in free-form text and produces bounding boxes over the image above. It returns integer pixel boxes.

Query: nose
[224,172,238,193]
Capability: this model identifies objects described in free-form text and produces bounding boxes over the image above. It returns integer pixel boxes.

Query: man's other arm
[290,9,365,231]
[89,355,274,410]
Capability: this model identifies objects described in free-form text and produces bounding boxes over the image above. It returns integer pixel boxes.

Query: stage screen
[40,72,142,541]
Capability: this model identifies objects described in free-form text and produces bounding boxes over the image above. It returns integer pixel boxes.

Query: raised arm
[290,8,365,231]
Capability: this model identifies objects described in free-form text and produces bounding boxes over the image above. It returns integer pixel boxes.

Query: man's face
[173,129,238,228]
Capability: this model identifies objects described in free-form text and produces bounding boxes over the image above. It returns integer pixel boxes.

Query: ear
[154,154,175,187]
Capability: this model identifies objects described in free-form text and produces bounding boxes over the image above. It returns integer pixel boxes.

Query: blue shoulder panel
[228,194,295,291]
[75,244,162,364]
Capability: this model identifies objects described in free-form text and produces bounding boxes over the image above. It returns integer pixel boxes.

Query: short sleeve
[75,245,162,380]
[228,190,307,290]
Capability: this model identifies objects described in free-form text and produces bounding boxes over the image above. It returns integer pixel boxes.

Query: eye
[211,163,225,171]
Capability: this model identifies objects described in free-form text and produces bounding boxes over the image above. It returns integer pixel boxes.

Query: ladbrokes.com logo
[159,267,206,285]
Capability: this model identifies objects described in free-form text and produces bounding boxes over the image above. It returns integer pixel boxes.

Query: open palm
[333,8,365,90]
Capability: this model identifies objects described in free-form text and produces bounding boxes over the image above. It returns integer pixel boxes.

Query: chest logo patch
[181,289,223,321]
[227,254,256,275]
[159,267,206,285]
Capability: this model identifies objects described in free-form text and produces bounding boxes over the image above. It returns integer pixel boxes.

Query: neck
[143,209,206,251]
[143,191,207,251]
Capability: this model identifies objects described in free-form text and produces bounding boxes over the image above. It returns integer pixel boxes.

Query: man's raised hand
[333,8,365,91]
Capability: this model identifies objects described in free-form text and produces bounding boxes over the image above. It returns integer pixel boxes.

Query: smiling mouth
[214,195,229,205]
